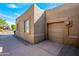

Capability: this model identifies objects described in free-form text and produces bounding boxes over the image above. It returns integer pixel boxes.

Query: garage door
[48,22,68,44]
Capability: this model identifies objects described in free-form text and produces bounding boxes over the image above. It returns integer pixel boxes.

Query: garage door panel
[48,22,67,44]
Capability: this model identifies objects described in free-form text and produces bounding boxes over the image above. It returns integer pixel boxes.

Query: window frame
[24,19,30,33]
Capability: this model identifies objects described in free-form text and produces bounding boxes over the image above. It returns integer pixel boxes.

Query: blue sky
[0,3,63,25]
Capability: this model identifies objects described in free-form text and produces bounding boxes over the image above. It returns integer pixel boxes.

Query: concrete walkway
[0,32,79,56]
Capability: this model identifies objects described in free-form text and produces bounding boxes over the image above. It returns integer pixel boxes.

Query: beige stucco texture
[16,4,79,47]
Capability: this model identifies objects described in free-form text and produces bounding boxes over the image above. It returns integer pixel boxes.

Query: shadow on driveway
[0,33,79,56]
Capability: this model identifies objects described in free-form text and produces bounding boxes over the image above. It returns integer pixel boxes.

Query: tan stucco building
[15,4,79,47]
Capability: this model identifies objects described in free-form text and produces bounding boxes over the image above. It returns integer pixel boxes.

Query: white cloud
[0,13,15,20]
[8,4,18,8]
[0,13,16,25]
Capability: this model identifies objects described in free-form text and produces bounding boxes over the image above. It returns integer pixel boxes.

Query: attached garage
[46,4,79,47]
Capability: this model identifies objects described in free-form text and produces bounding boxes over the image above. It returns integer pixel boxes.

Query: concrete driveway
[0,32,79,56]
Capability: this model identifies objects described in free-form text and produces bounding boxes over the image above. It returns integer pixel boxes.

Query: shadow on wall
[34,13,46,43]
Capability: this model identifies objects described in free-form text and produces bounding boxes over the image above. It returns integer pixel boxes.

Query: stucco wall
[46,3,79,47]
[15,4,46,44]
[34,13,46,43]
[34,5,46,43]
[16,5,34,43]
[15,3,79,47]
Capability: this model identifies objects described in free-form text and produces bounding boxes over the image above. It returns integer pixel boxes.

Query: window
[24,20,30,33]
